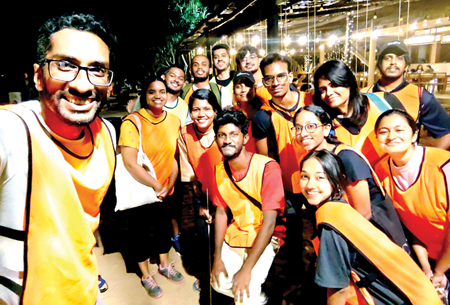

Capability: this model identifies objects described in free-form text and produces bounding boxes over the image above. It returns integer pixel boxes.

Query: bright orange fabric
[215,154,281,247]
[181,123,223,192]
[5,105,115,305]
[333,98,387,167]
[256,86,271,107]
[375,147,450,260]
[260,92,312,193]
[316,201,441,305]
[120,109,180,194]
[361,84,421,121]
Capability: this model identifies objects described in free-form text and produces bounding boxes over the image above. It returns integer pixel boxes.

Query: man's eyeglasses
[242,53,258,63]
[42,59,114,86]
[291,123,324,134]
[263,73,288,86]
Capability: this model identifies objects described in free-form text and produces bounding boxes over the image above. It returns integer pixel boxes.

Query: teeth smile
[68,98,92,105]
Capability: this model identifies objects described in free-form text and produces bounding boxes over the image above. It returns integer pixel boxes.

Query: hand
[211,259,228,289]
[423,268,433,280]
[199,206,212,224]
[156,186,169,200]
[232,268,251,303]
[432,273,448,289]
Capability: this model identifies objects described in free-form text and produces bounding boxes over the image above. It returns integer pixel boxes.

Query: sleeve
[315,225,353,289]
[337,150,372,184]
[261,161,285,214]
[420,90,450,138]
[118,119,139,149]
[211,169,228,208]
[252,109,273,139]
[177,131,197,182]
[0,110,29,272]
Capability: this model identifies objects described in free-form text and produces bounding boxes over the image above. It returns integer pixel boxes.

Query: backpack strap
[209,82,222,107]
[180,83,193,100]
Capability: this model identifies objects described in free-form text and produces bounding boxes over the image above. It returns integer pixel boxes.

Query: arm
[156,158,178,200]
[412,237,432,278]
[232,209,277,301]
[435,133,450,151]
[432,223,450,289]
[211,206,228,288]
[120,145,163,192]
[345,180,371,220]
[327,287,349,305]
[255,138,269,156]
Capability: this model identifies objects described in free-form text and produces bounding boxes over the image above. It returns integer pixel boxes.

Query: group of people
[1,11,450,305]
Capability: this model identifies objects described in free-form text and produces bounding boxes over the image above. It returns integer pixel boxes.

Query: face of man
[238,51,260,74]
[163,67,185,95]
[263,61,290,98]
[216,123,248,160]
[191,55,210,82]
[379,53,407,80]
[34,29,111,126]
[213,48,230,73]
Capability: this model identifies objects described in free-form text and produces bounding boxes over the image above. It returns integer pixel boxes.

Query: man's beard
[193,75,209,83]
[41,88,102,126]
[166,85,182,95]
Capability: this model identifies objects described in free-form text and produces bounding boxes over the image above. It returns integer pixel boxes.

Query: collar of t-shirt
[389,144,423,191]
[373,77,409,93]
[216,77,232,87]
[192,84,210,91]
[165,96,178,108]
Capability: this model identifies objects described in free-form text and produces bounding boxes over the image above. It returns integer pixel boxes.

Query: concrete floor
[95,247,199,305]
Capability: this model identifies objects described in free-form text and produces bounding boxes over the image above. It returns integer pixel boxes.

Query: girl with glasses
[293,105,407,248]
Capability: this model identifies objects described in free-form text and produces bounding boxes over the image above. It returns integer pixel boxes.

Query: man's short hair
[260,53,292,76]
[212,44,230,56]
[235,45,260,67]
[214,109,249,136]
[162,64,185,77]
[191,54,210,70]
[37,12,117,66]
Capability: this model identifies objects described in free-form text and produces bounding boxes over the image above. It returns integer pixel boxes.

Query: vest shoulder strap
[209,82,222,105]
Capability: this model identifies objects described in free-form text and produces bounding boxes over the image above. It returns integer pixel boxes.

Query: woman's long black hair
[313,60,369,130]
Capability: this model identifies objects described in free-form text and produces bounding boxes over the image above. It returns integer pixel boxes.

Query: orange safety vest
[316,201,441,305]
[215,154,273,247]
[125,109,180,194]
[261,92,312,193]
[256,86,271,107]
[181,124,223,192]
[3,105,115,304]
[374,146,450,260]
[333,97,387,167]
[361,83,421,122]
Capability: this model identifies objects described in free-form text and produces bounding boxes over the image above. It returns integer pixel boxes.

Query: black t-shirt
[315,226,412,305]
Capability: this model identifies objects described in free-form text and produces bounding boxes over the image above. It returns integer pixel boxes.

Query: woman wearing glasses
[313,60,386,167]
[293,104,408,248]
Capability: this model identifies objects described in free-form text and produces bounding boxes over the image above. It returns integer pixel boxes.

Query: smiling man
[181,54,232,110]
[211,110,285,305]
[361,40,450,150]
[0,13,117,305]
[161,65,189,126]
[210,44,236,99]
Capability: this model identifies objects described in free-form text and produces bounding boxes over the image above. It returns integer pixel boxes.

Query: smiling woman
[374,109,450,301]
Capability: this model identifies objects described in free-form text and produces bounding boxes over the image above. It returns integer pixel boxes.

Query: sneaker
[98,275,108,293]
[193,279,200,292]
[158,262,184,283]
[171,234,181,254]
[141,272,163,298]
